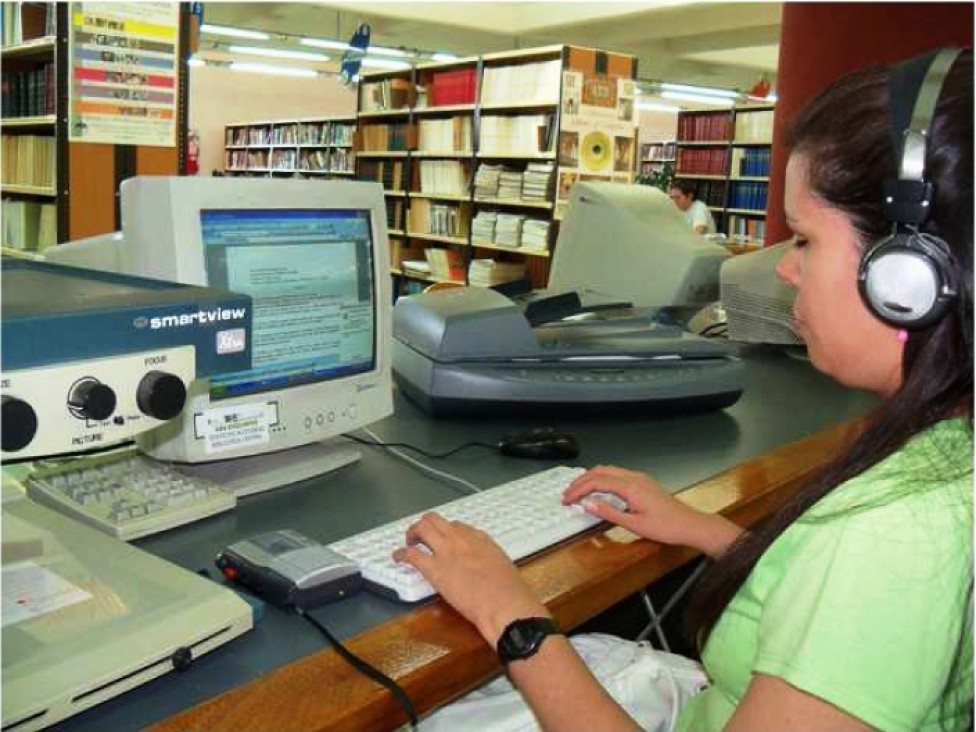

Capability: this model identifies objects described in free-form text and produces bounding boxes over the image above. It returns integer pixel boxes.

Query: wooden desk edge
[152,417,866,732]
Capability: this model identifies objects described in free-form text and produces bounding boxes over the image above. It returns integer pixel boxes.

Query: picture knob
[67,378,117,421]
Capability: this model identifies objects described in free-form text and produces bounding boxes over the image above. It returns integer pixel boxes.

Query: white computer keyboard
[25,449,236,541]
[330,465,620,602]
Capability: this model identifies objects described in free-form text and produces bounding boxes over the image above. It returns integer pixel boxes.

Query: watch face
[497,617,560,663]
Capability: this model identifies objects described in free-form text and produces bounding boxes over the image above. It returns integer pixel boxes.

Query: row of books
[641,141,676,161]
[359,159,408,191]
[387,199,406,231]
[361,78,413,112]
[692,180,727,208]
[472,211,550,250]
[732,147,771,177]
[480,59,561,105]
[417,117,473,153]
[418,160,468,195]
[2,2,56,46]
[425,68,477,107]
[727,214,766,245]
[733,110,774,143]
[2,198,56,251]
[408,200,469,238]
[398,252,526,287]
[728,181,769,211]
[225,150,268,170]
[676,148,729,175]
[360,122,411,152]
[677,112,731,142]
[296,149,354,172]
[2,64,55,118]
[479,114,554,155]
[2,134,55,188]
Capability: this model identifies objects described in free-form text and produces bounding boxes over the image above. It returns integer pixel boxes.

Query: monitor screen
[199,208,376,400]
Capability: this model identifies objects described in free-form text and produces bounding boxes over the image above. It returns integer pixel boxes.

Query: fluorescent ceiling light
[661,91,735,107]
[431,52,459,62]
[637,101,680,113]
[300,37,351,51]
[660,82,739,99]
[229,45,329,62]
[360,57,411,70]
[200,24,270,41]
[369,45,411,58]
[230,62,319,78]
[187,57,205,68]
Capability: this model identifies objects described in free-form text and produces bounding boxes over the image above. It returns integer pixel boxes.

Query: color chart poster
[68,3,179,146]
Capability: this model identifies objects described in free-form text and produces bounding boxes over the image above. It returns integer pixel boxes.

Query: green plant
[636,161,675,192]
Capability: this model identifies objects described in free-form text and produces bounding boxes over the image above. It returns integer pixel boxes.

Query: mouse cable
[296,607,419,730]
[354,427,483,495]
[341,432,496,459]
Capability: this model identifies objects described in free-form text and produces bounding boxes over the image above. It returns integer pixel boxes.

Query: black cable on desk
[343,432,497,460]
[296,607,419,729]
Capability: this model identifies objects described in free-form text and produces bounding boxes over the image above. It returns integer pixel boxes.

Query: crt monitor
[720,240,802,345]
[547,182,729,309]
[103,176,392,496]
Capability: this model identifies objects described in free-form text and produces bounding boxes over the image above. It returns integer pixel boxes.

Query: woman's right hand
[563,465,743,557]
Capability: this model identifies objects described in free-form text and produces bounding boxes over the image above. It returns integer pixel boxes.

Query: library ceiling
[201,2,782,89]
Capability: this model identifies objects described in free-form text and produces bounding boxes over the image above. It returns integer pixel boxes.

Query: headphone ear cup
[858,233,954,329]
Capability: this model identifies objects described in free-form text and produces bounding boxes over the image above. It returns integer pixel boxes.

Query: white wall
[188,66,358,176]
[636,108,679,151]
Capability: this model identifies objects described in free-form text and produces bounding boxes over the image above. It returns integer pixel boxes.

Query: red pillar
[766,2,973,245]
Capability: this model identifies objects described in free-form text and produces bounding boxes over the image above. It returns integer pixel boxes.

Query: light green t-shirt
[676,418,973,732]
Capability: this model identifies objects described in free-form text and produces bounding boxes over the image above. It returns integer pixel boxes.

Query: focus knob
[2,396,38,452]
[137,371,187,421]
[67,378,117,421]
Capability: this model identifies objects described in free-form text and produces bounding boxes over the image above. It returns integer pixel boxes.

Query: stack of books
[468,259,526,287]
[521,219,550,251]
[472,211,498,243]
[494,214,524,248]
[521,163,554,201]
[401,259,432,278]
[474,164,502,198]
[498,169,522,199]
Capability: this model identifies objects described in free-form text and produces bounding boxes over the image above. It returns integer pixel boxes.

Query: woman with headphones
[397,48,973,732]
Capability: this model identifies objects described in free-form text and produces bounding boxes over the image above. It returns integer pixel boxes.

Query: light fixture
[659,82,739,99]
[431,52,459,62]
[637,100,680,113]
[228,45,329,62]
[230,61,319,78]
[200,24,270,41]
[360,57,411,70]
[187,57,205,68]
[369,45,411,58]
[661,91,736,107]
[300,37,351,52]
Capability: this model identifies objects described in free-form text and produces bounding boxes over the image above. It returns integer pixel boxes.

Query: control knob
[2,396,38,452]
[137,371,187,421]
[67,378,117,421]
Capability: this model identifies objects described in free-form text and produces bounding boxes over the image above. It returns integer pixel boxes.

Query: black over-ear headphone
[857,47,963,329]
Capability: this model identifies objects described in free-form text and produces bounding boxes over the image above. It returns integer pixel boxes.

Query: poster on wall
[68,2,179,146]
[556,70,637,218]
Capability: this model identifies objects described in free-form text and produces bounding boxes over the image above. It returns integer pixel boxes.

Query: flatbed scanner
[392,287,745,416]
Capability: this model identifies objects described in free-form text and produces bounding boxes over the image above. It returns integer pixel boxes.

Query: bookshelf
[2,3,187,255]
[356,45,638,293]
[2,3,59,253]
[639,141,676,175]
[223,116,358,178]
[674,104,773,247]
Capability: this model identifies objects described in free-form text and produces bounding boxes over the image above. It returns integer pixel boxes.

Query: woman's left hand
[392,513,550,645]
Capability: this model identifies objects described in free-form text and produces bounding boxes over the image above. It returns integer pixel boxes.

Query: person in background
[396,48,973,732]
[668,179,717,235]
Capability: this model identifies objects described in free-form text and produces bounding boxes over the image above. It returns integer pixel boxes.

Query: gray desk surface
[53,346,876,731]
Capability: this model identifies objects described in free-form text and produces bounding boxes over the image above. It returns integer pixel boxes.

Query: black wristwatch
[496,617,562,665]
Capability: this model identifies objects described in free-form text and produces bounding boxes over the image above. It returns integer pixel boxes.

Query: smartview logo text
[143,308,248,330]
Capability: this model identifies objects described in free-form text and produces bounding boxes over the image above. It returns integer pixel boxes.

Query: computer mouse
[498,427,580,460]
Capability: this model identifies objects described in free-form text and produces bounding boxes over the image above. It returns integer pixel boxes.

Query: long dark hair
[685,49,973,695]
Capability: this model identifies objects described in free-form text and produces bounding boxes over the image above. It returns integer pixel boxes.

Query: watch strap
[496,616,562,665]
